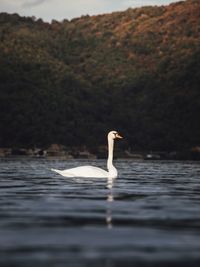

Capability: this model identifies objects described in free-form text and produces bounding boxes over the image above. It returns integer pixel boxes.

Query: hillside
[0,0,200,152]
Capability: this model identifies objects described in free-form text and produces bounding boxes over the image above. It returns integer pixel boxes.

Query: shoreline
[0,146,200,161]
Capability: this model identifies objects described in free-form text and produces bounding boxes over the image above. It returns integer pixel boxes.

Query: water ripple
[0,158,200,266]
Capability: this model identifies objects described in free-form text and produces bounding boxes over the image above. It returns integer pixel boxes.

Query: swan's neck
[107,138,114,170]
[107,137,118,178]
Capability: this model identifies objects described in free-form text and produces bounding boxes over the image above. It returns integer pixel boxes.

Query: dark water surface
[0,158,200,267]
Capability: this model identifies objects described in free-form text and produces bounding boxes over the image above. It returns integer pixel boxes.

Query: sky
[0,0,182,22]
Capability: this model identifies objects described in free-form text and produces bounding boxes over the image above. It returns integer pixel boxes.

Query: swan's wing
[52,166,108,178]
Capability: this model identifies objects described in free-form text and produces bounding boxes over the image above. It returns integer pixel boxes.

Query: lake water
[0,158,200,267]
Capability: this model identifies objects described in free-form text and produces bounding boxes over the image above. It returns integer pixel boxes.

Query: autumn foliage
[0,0,200,151]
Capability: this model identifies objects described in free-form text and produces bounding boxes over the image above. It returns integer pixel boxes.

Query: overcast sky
[0,0,182,22]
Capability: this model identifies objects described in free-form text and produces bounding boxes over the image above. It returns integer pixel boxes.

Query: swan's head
[108,131,123,140]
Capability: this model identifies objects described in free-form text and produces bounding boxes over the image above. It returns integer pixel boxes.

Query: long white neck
[107,137,114,171]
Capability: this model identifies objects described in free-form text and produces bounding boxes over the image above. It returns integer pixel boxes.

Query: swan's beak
[116,133,123,139]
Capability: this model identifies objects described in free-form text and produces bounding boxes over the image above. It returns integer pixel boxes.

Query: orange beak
[116,133,123,139]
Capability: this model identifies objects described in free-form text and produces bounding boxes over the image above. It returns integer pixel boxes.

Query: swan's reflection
[106,177,115,229]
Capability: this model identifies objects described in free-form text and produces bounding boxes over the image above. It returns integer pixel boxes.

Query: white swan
[51,130,122,178]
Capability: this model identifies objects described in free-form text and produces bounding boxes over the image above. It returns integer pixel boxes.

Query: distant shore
[0,144,200,161]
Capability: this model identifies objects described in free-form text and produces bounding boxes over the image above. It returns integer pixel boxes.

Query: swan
[51,130,122,178]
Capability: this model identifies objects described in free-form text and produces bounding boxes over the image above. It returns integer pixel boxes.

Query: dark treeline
[0,0,200,151]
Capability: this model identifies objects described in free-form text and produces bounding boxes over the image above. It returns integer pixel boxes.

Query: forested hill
[0,0,200,151]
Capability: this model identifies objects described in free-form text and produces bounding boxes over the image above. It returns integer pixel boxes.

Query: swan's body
[51,131,122,178]
[51,166,109,178]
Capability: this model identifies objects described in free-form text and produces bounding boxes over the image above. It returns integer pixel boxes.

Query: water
[0,158,200,267]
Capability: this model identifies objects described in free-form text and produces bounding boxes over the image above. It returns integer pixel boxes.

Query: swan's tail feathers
[51,168,74,177]
[51,168,63,175]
